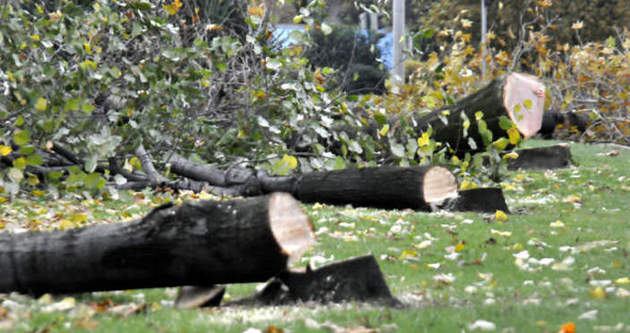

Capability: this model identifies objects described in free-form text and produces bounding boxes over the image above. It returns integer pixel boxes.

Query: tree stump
[0,193,315,295]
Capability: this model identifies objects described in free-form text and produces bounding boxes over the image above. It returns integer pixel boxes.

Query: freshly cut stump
[0,193,316,294]
[295,166,458,211]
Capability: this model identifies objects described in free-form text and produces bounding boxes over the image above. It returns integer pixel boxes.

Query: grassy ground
[1,140,629,332]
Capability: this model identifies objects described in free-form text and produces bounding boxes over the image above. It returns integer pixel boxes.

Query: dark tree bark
[232,255,401,307]
[507,144,573,170]
[293,166,458,211]
[0,193,315,295]
[165,158,460,211]
[412,72,545,155]
[446,188,510,213]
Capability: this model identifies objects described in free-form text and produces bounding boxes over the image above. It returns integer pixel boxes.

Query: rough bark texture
[232,255,401,307]
[446,188,510,213]
[0,193,315,295]
[507,144,573,170]
[412,72,545,155]
[294,166,458,211]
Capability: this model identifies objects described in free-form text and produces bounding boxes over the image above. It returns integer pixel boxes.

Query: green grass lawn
[1,140,629,332]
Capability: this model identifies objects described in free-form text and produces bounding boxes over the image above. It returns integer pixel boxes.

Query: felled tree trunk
[166,159,459,211]
[0,193,315,295]
[413,72,545,155]
[292,166,458,211]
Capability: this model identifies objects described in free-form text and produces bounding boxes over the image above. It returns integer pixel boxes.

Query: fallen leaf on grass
[615,277,630,284]
[42,297,76,313]
[575,240,618,253]
[589,287,607,299]
[494,210,508,222]
[551,256,575,271]
[578,309,598,320]
[550,220,566,228]
[108,302,146,316]
[559,322,576,333]
[468,319,496,331]
[562,194,582,204]
[491,229,511,237]
[615,288,630,297]
[433,273,456,285]
[597,150,619,157]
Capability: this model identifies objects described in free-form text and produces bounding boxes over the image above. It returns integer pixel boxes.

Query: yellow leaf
[35,97,48,111]
[454,243,465,252]
[0,145,12,156]
[495,210,508,221]
[475,111,484,121]
[58,219,75,230]
[491,229,511,237]
[460,180,478,190]
[30,34,40,42]
[281,154,298,169]
[27,175,40,186]
[72,213,88,224]
[379,124,389,136]
[503,152,519,160]
[83,42,92,54]
[417,132,430,147]
[401,250,418,259]
[31,190,45,197]
[0,197,7,204]
[163,0,182,15]
[589,286,606,299]
[615,277,630,284]
[492,137,509,150]
[507,128,520,145]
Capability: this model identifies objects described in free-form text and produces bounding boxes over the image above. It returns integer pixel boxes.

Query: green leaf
[492,137,509,150]
[13,130,30,146]
[109,66,122,79]
[13,157,26,170]
[81,103,95,113]
[84,172,106,190]
[84,154,98,173]
[475,111,484,121]
[26,154,43,166]
[499,115,514,130]
[64,98,81,112]
[272,154,298,176]
[333,156,346,170]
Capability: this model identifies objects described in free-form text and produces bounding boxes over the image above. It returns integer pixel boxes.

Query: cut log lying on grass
[292,166,458,211]
[0,193,316,295]
[507,144,573,170]
[445,188,510,213]
[166,158,460,211]
[412,72,545,155]
[231,255,401,307]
